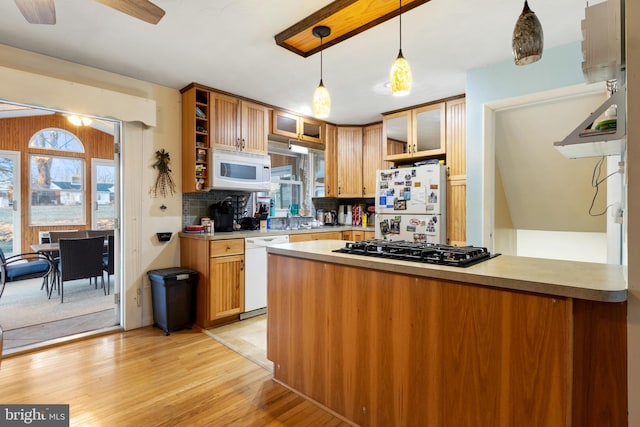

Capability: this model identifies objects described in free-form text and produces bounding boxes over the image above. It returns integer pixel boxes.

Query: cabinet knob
[241,138,246,150]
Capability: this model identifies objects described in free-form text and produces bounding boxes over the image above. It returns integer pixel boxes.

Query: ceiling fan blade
[14,0,56,25]
[96,0,165,25]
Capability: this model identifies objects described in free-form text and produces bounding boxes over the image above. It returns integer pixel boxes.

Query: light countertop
[266,240,628,303]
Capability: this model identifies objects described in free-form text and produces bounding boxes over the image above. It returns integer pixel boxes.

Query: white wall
[515,229,607,262]
[0,44,183,330]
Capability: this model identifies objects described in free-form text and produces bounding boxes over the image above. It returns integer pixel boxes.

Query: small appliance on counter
[324,210,337,226]
[209,200,234,232]
[338,205,347,225]
[239,217,260,230]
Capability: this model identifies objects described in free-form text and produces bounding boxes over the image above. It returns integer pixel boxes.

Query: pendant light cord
[399,0,403,51]
[320,36,324,83]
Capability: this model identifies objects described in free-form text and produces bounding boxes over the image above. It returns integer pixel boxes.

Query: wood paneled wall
[0,113,114,252]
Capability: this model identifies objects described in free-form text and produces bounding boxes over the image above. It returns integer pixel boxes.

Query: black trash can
[147,267,198,335]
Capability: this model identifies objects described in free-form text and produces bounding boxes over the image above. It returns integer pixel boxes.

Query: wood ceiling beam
[274,0,432,58]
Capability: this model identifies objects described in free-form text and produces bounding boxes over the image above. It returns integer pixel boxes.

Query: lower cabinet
[342,230,375,241]
[289,231,343,242]
[268,255,628,427]
[180,237,244,328]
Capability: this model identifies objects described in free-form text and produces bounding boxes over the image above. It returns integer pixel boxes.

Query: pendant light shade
[312,25,331,119]
[312,81,331,119]
[390,50,412,96]
[512,0,544,65]
[390,0,411,96]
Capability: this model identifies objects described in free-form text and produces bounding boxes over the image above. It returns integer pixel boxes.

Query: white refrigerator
[374,164,446,243]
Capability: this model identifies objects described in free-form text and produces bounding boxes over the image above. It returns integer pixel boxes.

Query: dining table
[31,242,61,255]
[30,243,61,298]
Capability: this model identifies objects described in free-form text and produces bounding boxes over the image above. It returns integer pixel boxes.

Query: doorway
[0,101,122,352]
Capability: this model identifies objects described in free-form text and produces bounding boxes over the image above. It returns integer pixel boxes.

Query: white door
[0,151,20,256]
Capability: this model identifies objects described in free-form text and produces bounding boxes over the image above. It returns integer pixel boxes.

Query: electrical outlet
[612,203,624,224]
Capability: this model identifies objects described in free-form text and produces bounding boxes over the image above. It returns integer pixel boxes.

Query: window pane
[28,128,85,153]
[95,163,115,230]
[30,155,85,225]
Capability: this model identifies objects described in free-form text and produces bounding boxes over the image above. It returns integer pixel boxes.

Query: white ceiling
[0,0,591,124]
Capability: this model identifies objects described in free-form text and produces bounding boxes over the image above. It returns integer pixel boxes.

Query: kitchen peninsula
[266,240,627,427]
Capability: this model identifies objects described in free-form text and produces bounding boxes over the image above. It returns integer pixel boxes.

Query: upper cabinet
[324,123,338,197]
[181,85,211,192]
[271,109,324,145]
[212,92,268,154]
[362,123,392,197]
[383,102,446,161]
[336,126,363,197]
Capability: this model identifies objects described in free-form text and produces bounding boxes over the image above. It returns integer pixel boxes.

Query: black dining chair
[54,236,106,303]
[0,247,55,299]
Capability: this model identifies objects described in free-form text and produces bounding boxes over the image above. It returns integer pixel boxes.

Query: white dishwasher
[242,234,290,319]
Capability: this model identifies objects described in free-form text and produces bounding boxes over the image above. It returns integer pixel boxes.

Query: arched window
[28,128,85,153]
[29,129,86,226]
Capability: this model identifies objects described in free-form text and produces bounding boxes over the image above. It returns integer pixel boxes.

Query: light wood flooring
[2,309,119,354]
[0,326,350,426]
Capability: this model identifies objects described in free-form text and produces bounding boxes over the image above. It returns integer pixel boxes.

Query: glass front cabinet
[271,109,323,145]
[383,102,446,161]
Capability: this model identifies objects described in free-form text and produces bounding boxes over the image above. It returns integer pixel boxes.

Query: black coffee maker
[209,200,234,232]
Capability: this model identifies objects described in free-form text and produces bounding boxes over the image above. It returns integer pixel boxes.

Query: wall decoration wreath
[150,149,176,198]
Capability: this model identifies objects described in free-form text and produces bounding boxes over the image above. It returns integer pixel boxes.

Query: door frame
[0,150,21,256]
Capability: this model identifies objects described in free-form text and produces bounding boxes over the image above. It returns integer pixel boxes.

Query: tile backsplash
[182,191,251,229]
[183,192,375,230]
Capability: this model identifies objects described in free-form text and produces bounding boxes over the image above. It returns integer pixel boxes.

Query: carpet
[0,276,114,331]
[204,314,273,372]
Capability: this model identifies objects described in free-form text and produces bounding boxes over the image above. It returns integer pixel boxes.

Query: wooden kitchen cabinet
[362,123,393,197]
[271,109,323,145]
[445,98,466,245]
[212,92,269,154]
[342,230,375,241]
[383,102,446,161]
[326,123,390,198]
[336,126,363,197]
[324,123,338,197]
[289,231,342,242]
[268,254,627,427]
[181,85,211,192]
[180,237,245,328]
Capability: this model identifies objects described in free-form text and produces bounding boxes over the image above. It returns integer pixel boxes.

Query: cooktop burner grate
[333,240,497,267]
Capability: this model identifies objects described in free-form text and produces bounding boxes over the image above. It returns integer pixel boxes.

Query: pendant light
[512,0,544,65]
[390,0,412,96]
[312,25,331,119]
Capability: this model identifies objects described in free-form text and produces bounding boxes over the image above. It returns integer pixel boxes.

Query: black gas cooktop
[333,239,498,267]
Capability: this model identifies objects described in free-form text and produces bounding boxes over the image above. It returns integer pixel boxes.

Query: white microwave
[210,149,271,191]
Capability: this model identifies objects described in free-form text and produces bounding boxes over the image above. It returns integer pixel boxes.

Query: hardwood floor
[2,309,118,353]
[0,327,351,426]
